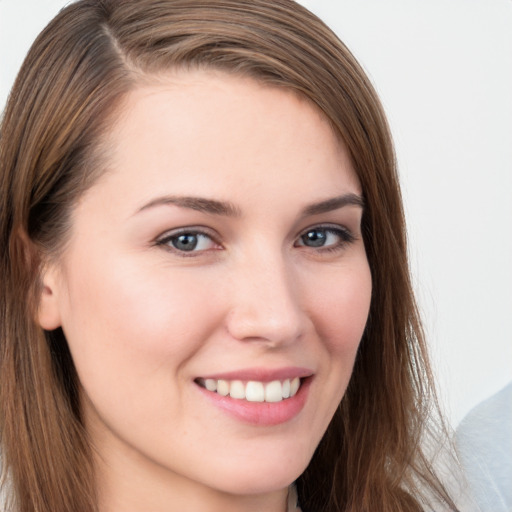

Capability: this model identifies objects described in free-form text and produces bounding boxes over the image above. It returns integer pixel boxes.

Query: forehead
[89,70,360,210]
[111,69,339,148]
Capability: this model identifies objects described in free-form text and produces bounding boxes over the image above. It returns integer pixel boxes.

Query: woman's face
[39,71,372,508]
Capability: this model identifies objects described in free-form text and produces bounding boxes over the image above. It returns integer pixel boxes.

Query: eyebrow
[301,193,365,216]
[136,192,364,217]
[137,195,241,217]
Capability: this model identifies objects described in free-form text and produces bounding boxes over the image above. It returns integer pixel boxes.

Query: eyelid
[156,225,215,238]
[294,223,356,249]
[155,226,222,254]
[296,222,355,238]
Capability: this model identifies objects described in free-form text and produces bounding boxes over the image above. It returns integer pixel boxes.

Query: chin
[204,451,310,496]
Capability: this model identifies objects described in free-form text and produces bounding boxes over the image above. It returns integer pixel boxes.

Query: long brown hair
[1,1,456,510]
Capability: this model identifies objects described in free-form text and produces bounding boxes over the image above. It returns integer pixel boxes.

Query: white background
[1,0,511,428]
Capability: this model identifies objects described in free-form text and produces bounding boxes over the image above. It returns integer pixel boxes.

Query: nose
[225,252,306,347]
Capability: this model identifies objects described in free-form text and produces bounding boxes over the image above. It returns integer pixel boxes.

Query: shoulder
[456,382,512,511]
[456,382,512,449]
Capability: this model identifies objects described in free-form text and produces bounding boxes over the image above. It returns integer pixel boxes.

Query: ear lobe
[37,268,62,331]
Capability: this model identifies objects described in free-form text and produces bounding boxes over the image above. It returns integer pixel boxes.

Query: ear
[37,265,63,331]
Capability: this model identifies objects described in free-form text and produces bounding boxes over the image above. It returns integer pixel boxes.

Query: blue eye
[296,227,354,250]
[158,230,218,253]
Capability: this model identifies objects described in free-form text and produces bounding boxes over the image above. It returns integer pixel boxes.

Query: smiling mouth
[195,377,302,403]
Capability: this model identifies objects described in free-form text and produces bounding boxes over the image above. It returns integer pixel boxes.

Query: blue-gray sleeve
[455,382,512,512]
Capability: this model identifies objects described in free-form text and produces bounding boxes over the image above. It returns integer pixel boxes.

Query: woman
[0,0,458,511]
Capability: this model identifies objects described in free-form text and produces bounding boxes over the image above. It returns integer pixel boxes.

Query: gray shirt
[456,382,512,512]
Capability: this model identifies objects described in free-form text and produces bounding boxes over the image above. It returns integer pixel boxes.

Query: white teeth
[290,377,300,397]
[199,377,303,402]
[217,379,230,396]
[265,380,283,403]
[282,379,291,399]
[229,380,245,399]
[204,379,217,392]
[246,381,265,402]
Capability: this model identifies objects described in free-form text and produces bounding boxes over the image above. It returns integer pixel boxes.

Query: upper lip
[197,366,314,382]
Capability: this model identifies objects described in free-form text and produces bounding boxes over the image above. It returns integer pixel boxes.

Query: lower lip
[196,378,311,426]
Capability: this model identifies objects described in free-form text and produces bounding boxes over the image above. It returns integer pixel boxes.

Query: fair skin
[38,71,372,512]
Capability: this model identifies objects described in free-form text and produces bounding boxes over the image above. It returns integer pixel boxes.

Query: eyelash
[155,227,220,257]
[155,224,356,257]
[294,225,356,253]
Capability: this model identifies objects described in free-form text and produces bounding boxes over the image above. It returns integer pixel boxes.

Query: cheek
[58,252,223,395]
[297,258,371,437]
[309,260,372,357]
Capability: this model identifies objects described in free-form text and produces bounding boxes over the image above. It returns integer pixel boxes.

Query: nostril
[225,309,304,347]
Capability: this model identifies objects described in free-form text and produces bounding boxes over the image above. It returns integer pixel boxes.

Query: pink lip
[199,366,313,383]
[194,368,313,427]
